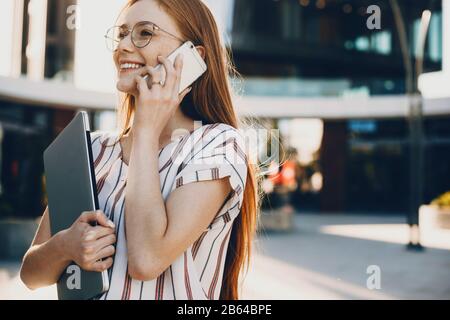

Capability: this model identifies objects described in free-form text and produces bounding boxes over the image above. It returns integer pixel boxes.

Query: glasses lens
[132,23,154,48]
[105,26,127,51]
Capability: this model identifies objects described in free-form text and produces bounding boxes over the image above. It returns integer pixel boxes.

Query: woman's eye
[117,29,128,40]
[140,30,154,37]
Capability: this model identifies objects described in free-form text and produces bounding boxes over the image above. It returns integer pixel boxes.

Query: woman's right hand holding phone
[59,210,116,272]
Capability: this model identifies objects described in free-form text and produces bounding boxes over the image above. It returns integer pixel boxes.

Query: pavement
[1,212,450,300]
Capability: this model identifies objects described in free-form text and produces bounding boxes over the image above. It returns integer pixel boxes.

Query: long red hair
[117,0,259,299]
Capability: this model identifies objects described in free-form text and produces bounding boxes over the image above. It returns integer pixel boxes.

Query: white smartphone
[143,41,207,94]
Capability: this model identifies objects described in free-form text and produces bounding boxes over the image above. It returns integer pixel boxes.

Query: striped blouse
[90,123,248,300]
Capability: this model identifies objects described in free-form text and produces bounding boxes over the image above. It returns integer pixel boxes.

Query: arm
[20,207,71,290]
[125,130,231,280]
[126,54,238,280]
[20,208,117,290]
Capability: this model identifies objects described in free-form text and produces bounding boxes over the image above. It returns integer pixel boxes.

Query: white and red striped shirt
[90,123,247,300]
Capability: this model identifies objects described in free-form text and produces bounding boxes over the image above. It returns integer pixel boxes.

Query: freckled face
[113,0,183,94]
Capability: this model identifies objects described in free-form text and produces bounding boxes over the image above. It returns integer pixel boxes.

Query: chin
[116,78,136,94]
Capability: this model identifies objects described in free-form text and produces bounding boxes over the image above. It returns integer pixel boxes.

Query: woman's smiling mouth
[119,62,145,74]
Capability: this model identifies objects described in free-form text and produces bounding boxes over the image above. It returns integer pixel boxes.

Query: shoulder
[90,131,117,145]
[198,123,242,137]
[182,123,248,171]
[90,130,106,143]
[194,123,245,149]
[173,123,248,206]
[89,131,119,157]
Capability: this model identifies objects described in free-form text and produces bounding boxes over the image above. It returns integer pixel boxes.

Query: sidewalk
[243,212,450,299]
[1,212,450,299]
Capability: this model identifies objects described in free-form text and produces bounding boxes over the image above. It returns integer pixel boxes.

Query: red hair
[118,0,259,299]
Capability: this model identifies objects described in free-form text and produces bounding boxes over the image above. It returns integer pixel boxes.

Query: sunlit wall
[74,0,127,93]
[0,0,22,77]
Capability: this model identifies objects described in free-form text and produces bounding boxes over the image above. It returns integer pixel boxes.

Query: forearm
[20,231,71,290]
[125,129,169,265]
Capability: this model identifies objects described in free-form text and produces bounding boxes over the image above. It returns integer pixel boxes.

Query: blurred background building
[1,0,448,221]
[0,0,449,300]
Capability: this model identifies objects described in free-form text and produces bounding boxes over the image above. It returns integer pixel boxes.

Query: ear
[195,45,206,60]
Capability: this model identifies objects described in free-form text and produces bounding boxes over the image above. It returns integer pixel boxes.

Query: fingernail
[107,220,115,228]
[85,233,95,241]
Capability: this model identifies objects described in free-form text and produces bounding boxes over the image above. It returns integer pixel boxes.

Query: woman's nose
[117,33,134,53]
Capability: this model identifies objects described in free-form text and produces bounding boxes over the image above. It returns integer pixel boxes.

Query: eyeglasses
[104,21,184,52]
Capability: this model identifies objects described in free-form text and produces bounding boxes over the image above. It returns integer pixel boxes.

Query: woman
[20,0,258,300]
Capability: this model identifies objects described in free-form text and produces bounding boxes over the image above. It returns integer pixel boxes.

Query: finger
[79,210,113,227]
[79,210,112,227]
[84,225,115,241]
[94,210,115,229]
[139,65,162,83]
[171,54,184,96]
[157,55,178,90]
[93,233,117,250]
[134,74,148,93]
[92,257,113,272]
[94,245,115,261]
[78,211,97,223]
[177,86,192,103]
[140,66,164,92]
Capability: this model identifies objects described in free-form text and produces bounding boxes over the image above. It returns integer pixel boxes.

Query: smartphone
[144,41,207,94]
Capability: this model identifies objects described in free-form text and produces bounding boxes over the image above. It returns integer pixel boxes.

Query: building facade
[0,0,449,218]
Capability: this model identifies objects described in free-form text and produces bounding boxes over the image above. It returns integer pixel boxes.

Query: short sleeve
[171,124,248,210]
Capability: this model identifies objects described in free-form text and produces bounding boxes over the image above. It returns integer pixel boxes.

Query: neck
[162,109,195,141]
[128,108,195,147]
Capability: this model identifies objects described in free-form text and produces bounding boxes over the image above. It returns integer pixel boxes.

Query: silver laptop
[43,111,109,300]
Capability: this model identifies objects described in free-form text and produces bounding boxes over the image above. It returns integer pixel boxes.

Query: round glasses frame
[104,21,184,52]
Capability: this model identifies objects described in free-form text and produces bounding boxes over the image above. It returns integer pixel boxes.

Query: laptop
[43,111,109,300]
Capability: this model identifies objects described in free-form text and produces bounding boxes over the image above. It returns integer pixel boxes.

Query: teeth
[120,63,143,70]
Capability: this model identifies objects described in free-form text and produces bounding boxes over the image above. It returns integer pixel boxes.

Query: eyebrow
[117,21,158,28]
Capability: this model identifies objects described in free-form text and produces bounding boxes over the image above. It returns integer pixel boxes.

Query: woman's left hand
[133,54,192,137]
